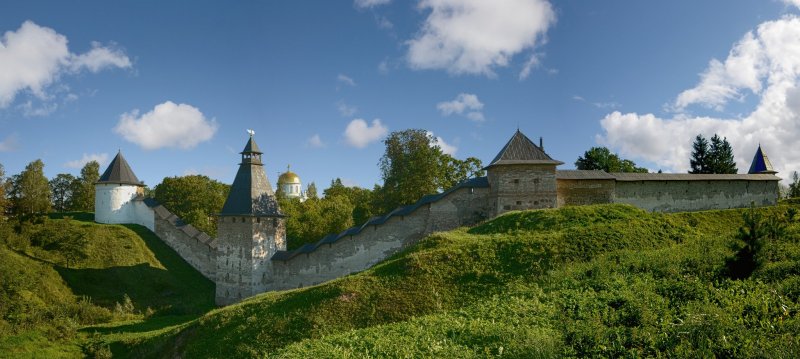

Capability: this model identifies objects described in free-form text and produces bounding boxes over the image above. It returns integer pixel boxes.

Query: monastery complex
[94,130,780,305]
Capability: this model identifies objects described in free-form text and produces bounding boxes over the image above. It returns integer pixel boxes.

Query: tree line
[0,160,100,218]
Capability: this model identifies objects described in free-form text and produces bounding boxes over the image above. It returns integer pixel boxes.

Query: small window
[513,179,520,184]
[273,218,278,227]
[516,201,522,205]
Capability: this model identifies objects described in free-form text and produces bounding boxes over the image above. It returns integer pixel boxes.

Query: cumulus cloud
[337,74,356,87]
[0,21,131,109]
[428,131,458,155]
[354,0,391,9]
[598,15,800,177]
[437,93,485,121]
[307,134,326,148]
[406,0,555,77]
[114,101,218,150]
[344,118,388,148]
[64,153,109,169]
[0,134,19,152]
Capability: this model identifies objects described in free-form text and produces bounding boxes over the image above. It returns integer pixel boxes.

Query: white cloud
[437,93,485,121]
[0,133,19,152]
[344,118,388,148]
[519,53,541,80]
[337,101,358,117]
[598,16,800,177]
[307,134,326,148]
[337,74,356,87]
[784,0,800,9]
[0,21,131,109]
[428,131,458,155]
[69,41,132,73]
[114,101,218,150]
[406,0,555,77]
[354,0,391,9]
[64,153,109,169]
[673,31,766,111]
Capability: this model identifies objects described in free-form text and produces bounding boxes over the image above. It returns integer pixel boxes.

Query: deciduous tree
[575,147,648,173]
[50,173,75,212]
[153,175,230,236]
[11,160,51,215]
[69,161,100,211]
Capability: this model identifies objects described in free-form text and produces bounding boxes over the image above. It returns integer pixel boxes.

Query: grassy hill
[0,213,214,358]
[117,203,800,358]
[2,204,797,358]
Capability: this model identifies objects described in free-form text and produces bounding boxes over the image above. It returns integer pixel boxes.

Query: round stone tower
[278,165,304,200]
[95,151,145,225]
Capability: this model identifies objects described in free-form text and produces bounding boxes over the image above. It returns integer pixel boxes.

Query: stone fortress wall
[95,130,781,305]
[268,178,492,291]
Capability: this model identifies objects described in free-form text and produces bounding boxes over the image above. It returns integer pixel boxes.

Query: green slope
[127,203,799,358]
[0,214,214,358]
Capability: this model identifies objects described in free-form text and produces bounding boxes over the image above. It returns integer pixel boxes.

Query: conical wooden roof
[486,130,563,168]
[220,135,282,216]
[748,144,777,174]
[97,151,143,186]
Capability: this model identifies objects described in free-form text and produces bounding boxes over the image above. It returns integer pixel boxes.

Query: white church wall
[95,184,140,224]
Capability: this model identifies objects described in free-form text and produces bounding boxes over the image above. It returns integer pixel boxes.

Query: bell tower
[215,131,286,305]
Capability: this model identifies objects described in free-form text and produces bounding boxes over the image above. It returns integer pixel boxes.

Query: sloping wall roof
[272,176,489,261]
[611,173,781,181]
[556,170,615,180]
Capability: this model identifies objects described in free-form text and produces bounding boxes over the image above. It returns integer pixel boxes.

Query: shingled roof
[748,145,778,174]
[220,135,282,217]
[486,130,563,168]
[97,151,143,186]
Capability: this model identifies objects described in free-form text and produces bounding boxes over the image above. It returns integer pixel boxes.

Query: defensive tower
[486,130,563,215]
[215,132,286,305]
[94,151,150,228]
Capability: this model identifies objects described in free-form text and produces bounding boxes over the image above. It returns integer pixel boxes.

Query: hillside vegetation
[0,213,214,358]
[119,203,800,358]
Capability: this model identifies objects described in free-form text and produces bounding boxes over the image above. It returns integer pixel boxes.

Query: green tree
[11,160,52,215]
[49,173,76,212]
[789,171,800,198]
[575,147,648,173]
[438,155,485,190]
[153,175,230,236]
[689,134,737,174]
[306,182,318,200]
[689,135,710,174]
[708,134,737,174]
[323,179,376,226]
[379,129,443,212]
[69,161,100,211]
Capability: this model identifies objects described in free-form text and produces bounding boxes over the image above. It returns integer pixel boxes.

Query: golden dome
[278,165,301,184]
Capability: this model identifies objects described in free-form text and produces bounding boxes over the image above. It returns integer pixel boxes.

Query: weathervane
[247,129,255,136]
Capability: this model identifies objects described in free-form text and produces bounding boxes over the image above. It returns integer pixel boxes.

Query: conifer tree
[709,134,738,174]
[689,135,710,174]
[689,134,737,174]
[789,171,800,198]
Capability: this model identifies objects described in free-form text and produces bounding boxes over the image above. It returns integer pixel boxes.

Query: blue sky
[1,0,799,191]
